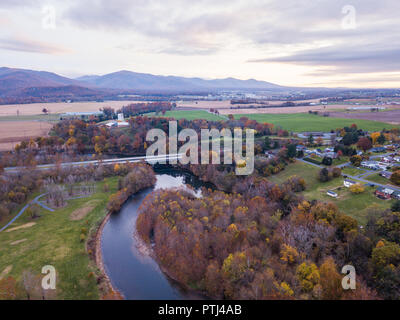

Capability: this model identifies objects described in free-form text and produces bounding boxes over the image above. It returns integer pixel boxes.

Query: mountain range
[75,70,284,91]
[0,67,286,103]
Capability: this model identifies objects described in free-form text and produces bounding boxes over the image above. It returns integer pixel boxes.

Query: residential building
[344,179,357,188]
[375,186,395,200]
[380,171,392,179]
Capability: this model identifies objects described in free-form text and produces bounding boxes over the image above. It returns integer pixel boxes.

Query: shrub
[349,183,365,194]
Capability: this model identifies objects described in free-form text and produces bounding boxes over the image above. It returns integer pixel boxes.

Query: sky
[1,0,400,88]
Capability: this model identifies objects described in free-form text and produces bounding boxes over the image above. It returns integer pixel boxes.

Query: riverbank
[90,210,123,298]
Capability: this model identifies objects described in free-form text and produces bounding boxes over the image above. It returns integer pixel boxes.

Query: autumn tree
[357,137,372,152]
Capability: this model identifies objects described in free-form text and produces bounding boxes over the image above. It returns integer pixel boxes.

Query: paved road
[0,193,51,233]
[4,153,184,173]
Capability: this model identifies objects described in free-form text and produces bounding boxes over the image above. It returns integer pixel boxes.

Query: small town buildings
[375,186,395,200]
[344,179,357,188]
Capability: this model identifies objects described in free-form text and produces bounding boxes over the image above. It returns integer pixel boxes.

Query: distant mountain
[76,70,284,91]
[0,67,83,95]
[0,66,287,104]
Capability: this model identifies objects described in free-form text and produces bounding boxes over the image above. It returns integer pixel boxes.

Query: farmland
[147,110,225,121]
[233,113,398,132]
[0,101,142,117]
[0,121,53,151]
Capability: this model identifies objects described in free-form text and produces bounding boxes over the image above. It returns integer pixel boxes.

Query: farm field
[267,161,393,224]
[331,109,400,125]
[0,100,142,117]
[177,98,324,110]
[147,110,225,121]
[0,177,118,299]
[233,113,397,132]
[0,121,53,151]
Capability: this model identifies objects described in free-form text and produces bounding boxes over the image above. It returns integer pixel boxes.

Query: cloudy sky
[1,0,399,88]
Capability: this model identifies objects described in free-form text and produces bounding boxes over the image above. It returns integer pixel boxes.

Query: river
[100,169,210,299]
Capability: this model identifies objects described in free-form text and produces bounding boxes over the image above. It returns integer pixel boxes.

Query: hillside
[76,70,284,91]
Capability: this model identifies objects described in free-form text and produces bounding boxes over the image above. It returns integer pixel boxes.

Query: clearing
[69,204,97,221]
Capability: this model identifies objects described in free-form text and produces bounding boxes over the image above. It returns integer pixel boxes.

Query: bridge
[4,153,185,173]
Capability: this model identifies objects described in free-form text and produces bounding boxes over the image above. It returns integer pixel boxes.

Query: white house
[344,179,357,188]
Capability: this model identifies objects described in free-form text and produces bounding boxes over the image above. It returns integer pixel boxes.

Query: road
[4,153,185,173]
[298,157,400,191]
[0,193,51,233]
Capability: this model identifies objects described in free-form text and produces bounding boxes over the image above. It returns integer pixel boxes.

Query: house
[344,179,357,188]
[327,190,338,198]
[381,156,394,163]
[324,151,337,159]
[361,161,380,170]
[380,171,392,179]
[393,191,400,200]
[375,186,395,200]
[370,147,386,153]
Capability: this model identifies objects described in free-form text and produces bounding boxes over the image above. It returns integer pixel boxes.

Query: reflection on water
[101,169,209,300]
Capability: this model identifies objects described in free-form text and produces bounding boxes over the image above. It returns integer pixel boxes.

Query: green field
[0,177,118,299]
[342,166,367,176]
[267,161,393,224]
[233,113,398,132]
[147,110,225,121]
[366,173,398,187]
[0,114,61,122]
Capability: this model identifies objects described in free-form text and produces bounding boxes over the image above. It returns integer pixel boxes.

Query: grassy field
[342,166,367,176]
[147,110,225,121]
[366,173,398,187]
[0,177,118,299]
[0,114,61,122]
[267,161,393,224]
[233,113,397,132]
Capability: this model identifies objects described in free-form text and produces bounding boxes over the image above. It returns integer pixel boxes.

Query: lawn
[147,110,226,121]
[366,173,398,187]
[268,161,393,224]
[342,166,367,177]
[233,113,397,132]
[0,177,118,299]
